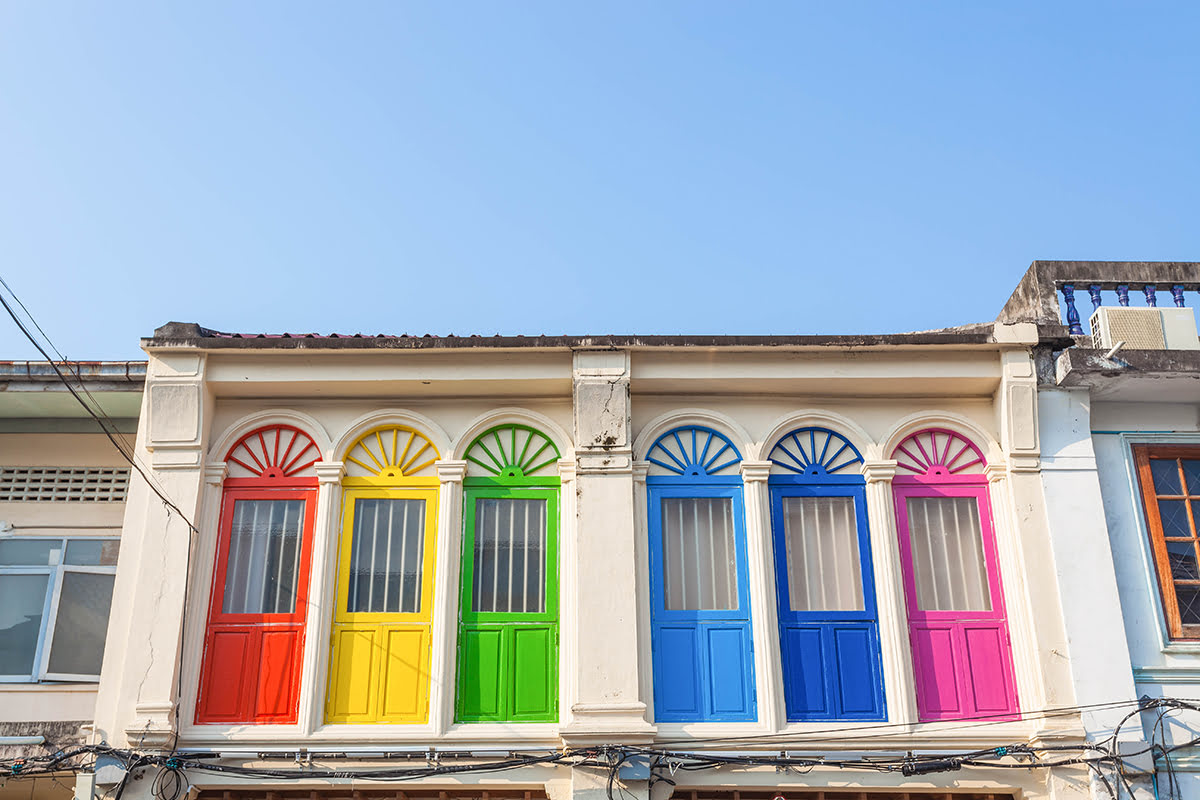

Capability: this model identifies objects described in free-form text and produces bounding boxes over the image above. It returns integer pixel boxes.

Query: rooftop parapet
[998,260,1200,334]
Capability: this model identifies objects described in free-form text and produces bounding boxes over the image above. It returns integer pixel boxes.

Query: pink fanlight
[892,428,986,478]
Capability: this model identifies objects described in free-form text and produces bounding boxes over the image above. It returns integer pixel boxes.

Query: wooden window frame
[1133,444,1200,640]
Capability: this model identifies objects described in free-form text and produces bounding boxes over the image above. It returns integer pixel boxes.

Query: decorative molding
[632,461,650,484]
[202,462,227,486]
[739,460,772,483]
[435,459,468,483]
[314,461,346,484]
[862,459,898,483]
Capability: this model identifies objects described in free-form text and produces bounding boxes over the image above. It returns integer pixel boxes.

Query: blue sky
[1,2,1197,360]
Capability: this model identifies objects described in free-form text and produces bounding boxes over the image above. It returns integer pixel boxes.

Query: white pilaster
[430,459,467,734]
[297,461,345,734]
[863,459,918,725]
[740,460,781,731]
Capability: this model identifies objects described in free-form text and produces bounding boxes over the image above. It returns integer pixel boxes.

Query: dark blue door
[646,426,756,722]
[768,427,886,721]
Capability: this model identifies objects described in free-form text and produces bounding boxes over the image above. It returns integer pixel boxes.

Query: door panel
[831,625,880,716]
[457,626,505,720]
[780,626,826,716]
[706,625,752,717]
[911,624,962,718]
[380,627,429,719]
[655,626,701,717]
[198,628,254,721]
[512,625,554,719]
[327,627,377,720]
[963,625,1015,714]
[255,627,300,719]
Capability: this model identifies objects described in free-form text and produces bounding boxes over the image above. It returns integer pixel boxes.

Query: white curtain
[223,499,305,614]
[473,498,547,613]
[905,496,991,612]
[782,496,864,611]
[662,497,738,610]
[348,498,427,613]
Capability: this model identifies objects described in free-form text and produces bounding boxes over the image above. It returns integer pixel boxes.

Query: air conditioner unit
[1090,307,1200,350]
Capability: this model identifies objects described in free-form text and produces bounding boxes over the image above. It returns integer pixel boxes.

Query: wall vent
[0,467,131,502]
[1090,307,1200,351]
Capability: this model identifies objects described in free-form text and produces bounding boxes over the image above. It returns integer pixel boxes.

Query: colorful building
[11,266,1200,800]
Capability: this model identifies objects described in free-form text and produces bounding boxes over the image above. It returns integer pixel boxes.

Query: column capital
[558,459,578,483]
[985,461,1011,481]
[435,459,468,483]
[202,462,227,486]
[862,459,899,483]
[740,460,772,483]
[632,461,650,484]
[314,461,345,483]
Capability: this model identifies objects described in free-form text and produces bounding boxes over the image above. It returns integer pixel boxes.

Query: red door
[196,425,321,724]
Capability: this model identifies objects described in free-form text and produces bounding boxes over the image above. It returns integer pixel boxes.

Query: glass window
[347,498,426,614]
[1135,447,1200,638]
[905,496,991,612]
[221,499,305,615]
[471,497,546,613]
[0,538,119,681]
[0,574,49,676]
[661,496,739,611]
[46,572,115,675]
[782,496,864,612]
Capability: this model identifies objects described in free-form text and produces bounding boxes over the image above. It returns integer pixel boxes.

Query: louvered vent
[0,467,131,502]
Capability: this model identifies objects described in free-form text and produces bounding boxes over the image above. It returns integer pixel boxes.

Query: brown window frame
[1133,444,1200,640]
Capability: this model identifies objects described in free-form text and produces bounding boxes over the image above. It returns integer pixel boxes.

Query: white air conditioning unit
[1090,307,1200,350]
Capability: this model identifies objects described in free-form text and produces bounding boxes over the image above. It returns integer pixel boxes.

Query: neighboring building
[82,318,1093,800]
[0,361,145,800]
[1003,262,1200,800]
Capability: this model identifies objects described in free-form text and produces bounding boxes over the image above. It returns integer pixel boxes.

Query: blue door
[647,426,756,722]
[768,428,886,721]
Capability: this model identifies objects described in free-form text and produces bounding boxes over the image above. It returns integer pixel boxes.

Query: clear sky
[1,2,1197,360]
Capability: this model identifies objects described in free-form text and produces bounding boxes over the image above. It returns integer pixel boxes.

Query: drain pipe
[0,736,46,745]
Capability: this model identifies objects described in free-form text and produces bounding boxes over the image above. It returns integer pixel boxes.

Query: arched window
[196,425,320,724]
[456,424,560,722]
[646,426,755,722]
[767,427,884,721]
[890,428,1018,720]
[325,426,440,724]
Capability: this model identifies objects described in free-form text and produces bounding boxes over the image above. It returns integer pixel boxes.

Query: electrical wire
[0,278,197,535]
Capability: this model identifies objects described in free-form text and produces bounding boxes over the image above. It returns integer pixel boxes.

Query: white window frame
[0,537,119,683]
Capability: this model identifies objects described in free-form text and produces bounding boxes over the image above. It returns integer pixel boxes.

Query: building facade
[11,266,1200,800]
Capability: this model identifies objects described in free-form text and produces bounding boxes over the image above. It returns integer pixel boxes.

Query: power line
[0,280,197,535]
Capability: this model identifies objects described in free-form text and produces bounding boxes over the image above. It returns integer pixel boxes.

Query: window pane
[0,539,61,566]
[661,497,738,611]
[64,540,120,566]
[782,497,863,612]
[1176,586,1200,626]
[906,496,991,612]
[222,499,306,614]
[1183,460,1200,494]
[46,572,114,676]
[0,574,49,676]
[1167,540,1200,581]
[347,498,426,613]
[1151,459,1184,495]
[1158,500,1192,538]
[472,498,546,613]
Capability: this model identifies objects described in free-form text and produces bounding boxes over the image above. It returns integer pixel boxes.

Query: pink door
[890,428,1018,721]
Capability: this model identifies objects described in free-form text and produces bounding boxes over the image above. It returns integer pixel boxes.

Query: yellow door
[325,427,440,724]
